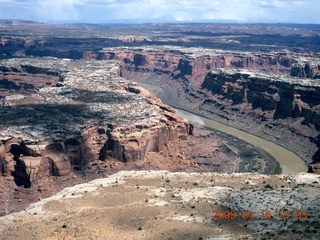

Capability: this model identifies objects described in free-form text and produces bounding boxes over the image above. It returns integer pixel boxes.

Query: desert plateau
[0,18,319,239]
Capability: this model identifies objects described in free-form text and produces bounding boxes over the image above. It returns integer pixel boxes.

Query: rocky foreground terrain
[0,170,319,240]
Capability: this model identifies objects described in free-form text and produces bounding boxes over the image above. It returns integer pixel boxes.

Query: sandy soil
[0,171,319,240]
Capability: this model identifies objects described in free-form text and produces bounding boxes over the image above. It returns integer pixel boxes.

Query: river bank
[138,82,307,174]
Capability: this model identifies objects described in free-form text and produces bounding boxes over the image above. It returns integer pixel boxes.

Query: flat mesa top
[0,58,163,143]
[210,68,320,87]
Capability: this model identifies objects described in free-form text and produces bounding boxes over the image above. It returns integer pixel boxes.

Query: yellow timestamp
[212,209,308,220]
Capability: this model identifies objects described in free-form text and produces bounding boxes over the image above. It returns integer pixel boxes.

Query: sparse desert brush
[264,184,273,189]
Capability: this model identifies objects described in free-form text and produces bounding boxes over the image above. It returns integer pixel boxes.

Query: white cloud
[79,0,143,6]
[33,0,81,21]
[0,0,319,23]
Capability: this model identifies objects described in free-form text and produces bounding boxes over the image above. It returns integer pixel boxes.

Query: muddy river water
[138,82,308,174]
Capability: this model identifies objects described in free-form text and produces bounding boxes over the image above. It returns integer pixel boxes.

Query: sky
[0,0,319,24]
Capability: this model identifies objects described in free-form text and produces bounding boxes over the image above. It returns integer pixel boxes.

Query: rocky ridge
[89,46,312,83]
[0,57,194,215]
[291,59,320,79]
[0,57,259,216]
[0,58,191,165]
[201,68,320,125]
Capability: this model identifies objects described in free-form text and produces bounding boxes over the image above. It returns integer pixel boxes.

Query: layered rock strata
[90,46,298,84]
[80,46,320,166]
[291,59,320,79]
[124,67,320,166]
[0,57,193,214]
[201,69,320,126]
[2,32,319,81]
[199,69,320,164]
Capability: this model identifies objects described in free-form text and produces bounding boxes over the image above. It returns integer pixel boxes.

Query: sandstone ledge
[0,58,192,189]
[129,67,319,166]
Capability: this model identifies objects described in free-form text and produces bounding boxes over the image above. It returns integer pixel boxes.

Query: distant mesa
[0,19,44,25]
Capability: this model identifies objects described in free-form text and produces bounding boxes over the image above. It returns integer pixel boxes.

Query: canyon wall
[121,66,320,166]
[81,47,320,166]
[201,69,320,126]
[1,37,320,167]
[2,36,319,80]
[0,58,192,215]
[290,60,320,78]
[200,70,320,165]
[91,48,298,84]
[207,72,319,164]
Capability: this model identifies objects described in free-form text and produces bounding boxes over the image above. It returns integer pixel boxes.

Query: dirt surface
[1,170,319,240]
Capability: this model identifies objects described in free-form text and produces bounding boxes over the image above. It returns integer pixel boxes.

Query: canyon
[0,57,264,216]
[0,22,320,239]
[106,46,320,167]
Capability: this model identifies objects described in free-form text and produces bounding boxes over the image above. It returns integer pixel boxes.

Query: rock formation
[308,162,320,174]
[201,69,320,126]
[0,57,192,182]
[290,59,320,79]
[1,23,320,219]
[0,57,196,215]
[95,47,298,85]
[198,69,320,163]
[122,64,320,166]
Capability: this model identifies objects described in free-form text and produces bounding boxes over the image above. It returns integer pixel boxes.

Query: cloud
[82,0,143,4]
[0,0,319,23]
[33,0,80,21]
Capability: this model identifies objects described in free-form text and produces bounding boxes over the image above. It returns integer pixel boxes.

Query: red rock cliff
[0,58,192,212]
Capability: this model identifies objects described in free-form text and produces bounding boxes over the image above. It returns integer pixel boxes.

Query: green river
[138,82,308,174]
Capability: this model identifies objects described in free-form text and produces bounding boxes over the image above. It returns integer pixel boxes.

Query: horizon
[0,0,319,25]
[2,19,320,26]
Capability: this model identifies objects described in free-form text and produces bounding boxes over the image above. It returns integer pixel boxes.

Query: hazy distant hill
[0,19,43,25]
